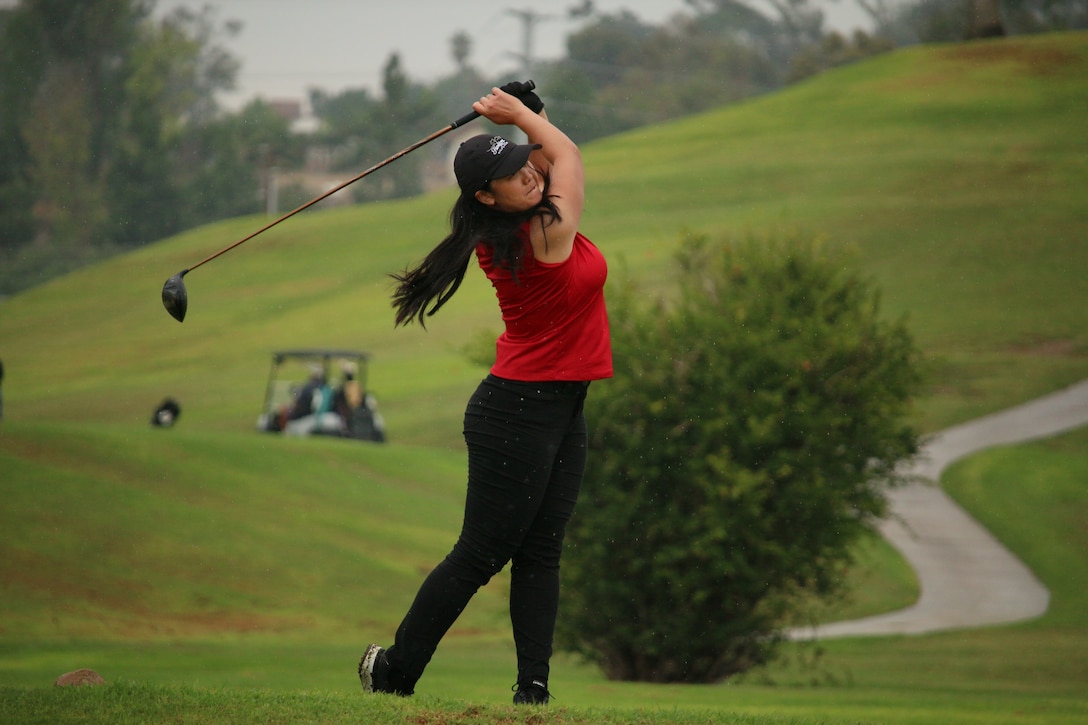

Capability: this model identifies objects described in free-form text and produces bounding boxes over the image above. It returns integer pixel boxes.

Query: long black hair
[390,181,560,327]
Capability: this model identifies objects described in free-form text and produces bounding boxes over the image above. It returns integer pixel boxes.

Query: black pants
[384,374,590,691]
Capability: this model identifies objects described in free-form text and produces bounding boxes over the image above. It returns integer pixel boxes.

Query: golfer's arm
[517,109,582,198]
[520,109,573,163]
[516,109,584,261]
[526,109,553,171]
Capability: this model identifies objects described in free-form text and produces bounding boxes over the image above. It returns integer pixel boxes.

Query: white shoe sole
[358,643,383,693]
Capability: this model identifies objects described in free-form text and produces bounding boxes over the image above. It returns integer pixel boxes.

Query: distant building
[267,99,302,124]
[264,97,319,134]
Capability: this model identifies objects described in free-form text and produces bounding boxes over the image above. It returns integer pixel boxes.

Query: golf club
[161,80,536,322]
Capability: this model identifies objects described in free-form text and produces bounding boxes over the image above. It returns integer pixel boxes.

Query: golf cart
[257,349,385,442]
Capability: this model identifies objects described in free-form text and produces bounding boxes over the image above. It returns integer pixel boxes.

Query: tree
[0,0,241,265]
[686,0,824,73]
[4,0,151,250]
[173,99,299,228]
[998,0,1087,33]
[546,4,799,142]
[433,32,487,117]
[23,62,109,246]
[110,4,242,245]
[557,232,922,682]
[564,10,656,88]
[547,10,764,140]
[311,53,440,202]
[0,5,42,250]
[540,60,621,143]
[874,1,1087,44]
[786,28,895,82]
[966,0,1006,38]
[450,30,472,71]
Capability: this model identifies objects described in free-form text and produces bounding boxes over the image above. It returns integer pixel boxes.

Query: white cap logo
[488,136,510,156]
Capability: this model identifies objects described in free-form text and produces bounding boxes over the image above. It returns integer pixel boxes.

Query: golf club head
[162,269,189,322]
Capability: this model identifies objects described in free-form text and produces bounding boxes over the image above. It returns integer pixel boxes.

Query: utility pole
[504,9,558,143]
[506,8,558,79]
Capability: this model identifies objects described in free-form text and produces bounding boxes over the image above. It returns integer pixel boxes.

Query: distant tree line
[0,0,303,293]
[541,0,1084,140]
[0,0,1082,295]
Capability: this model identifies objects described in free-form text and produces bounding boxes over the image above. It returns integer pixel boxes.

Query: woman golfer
[359,84,612,704]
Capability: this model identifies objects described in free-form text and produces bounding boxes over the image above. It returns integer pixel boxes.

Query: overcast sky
[146,1,873,110]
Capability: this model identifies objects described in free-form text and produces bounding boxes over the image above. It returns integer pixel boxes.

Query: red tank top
[476,228,612,382]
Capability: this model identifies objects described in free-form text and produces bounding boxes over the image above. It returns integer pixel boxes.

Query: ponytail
[390,194,478,327]
[391,184,561,328]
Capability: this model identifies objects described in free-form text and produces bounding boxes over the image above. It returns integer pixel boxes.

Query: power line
[505,8,561,77]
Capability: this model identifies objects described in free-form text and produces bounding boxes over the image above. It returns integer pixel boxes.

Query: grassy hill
[1,32,1087,724]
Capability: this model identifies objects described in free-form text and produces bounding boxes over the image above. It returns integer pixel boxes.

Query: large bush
[558,232,922,683]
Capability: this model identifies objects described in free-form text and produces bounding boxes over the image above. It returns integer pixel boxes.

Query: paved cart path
[790,378,1088,640]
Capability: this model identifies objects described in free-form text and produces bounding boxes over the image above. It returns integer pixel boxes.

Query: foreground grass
[3,428,1086,724]
[2,625,1086,724]
[2,631,1086,725]
[0,683,823,725]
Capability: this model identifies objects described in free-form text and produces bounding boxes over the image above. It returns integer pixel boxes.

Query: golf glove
[500,81,544,114]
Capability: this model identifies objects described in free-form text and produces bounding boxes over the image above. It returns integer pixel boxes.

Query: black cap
[454,134,541,194]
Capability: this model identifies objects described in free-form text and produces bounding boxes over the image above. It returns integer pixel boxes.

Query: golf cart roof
[271,349,370,364]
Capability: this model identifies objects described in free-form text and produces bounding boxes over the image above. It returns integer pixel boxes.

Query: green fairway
[1,32,1087,724]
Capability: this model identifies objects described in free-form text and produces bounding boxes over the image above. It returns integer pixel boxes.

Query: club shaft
[187,114,477,273]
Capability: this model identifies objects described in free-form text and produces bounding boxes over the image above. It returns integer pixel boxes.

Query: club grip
[450,80,537,129]
[451,109,480,129]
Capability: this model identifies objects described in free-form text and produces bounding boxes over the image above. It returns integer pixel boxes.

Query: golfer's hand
[473,88,533,126]
[499,81,544,113]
